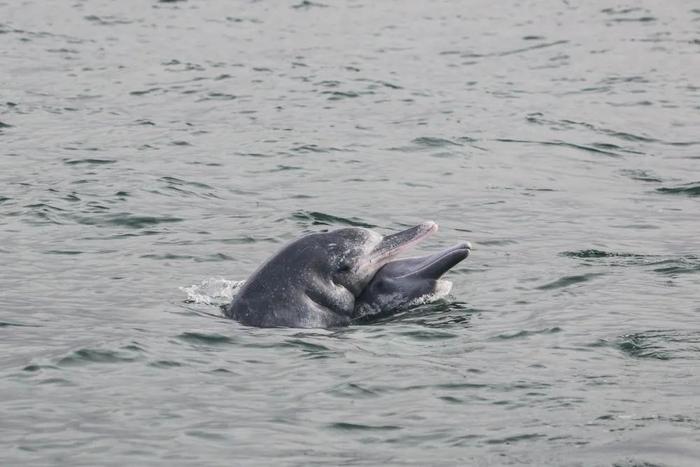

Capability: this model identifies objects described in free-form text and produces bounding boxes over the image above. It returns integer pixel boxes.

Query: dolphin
[224,221,439,328]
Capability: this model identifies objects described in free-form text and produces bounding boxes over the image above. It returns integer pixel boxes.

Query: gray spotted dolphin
[225,221,439,328]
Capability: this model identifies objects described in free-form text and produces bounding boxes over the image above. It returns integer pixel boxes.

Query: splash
[180,278,245,305]
[407,280,453,307]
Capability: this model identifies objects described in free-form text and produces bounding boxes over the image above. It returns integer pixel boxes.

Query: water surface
[2,1,700,465]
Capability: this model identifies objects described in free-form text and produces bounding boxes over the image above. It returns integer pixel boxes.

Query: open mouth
[369,221,439,264]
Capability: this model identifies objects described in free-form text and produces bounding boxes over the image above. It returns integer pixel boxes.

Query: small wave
[151,177,220,199]
[362,79,403,90]
[148,360,183,368]
[292,0,328,9]
[328,422,401,431]
[615,330,700,360]
[57,346,143,367]
[321,90,362,100]
[328,382,380,399]
[22,364,58,372]
[496,138,623,157]
[176,332,237,345]
[197,92,237,101]
[1,321,41,328]
[180,278,244,305]
[249,164,304,173]
[618,169,663,183]
[291,210,375,228]
[22,202,67,225]
[363,301,476,328]
[563,250,700,275]
[537,273,605,290]
[650,256,700,276]
[412,136,462,147]
[216,235,278,245]
[76,213,183,228]
[560,249,646,259]
[656,183,700,197]
[129,87,162,96]
[281,338,334,356]
[45,250,84,255]
[479,239,516,246]
[492,327,562,340]
[397,329,458,341]
[446,40,568,59]
[607,16,657,23]
[84,15,132,26]
[143,253,232,262]
[289,144,348,154]
[486,433,545,445]
[160,176,213,190]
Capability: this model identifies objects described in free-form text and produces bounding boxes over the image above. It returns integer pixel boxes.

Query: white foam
[407,280,453,307]
[180,278,245,305]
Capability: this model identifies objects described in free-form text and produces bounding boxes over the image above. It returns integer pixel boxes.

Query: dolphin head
[323,221,439,296]
[354,241,471,320]
[226,220,441,328]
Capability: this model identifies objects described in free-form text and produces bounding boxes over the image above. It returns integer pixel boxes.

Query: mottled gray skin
[225,222,438,328]
[354,242,471,321]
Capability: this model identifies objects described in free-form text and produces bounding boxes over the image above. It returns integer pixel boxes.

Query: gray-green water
[2,1,700,465]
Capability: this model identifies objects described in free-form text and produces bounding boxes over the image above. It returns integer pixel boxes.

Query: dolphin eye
[338,262,352,273]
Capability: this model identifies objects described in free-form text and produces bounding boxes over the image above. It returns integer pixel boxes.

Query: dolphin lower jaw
[400,242,471,280]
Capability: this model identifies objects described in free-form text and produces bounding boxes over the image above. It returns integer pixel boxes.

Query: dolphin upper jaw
[366,221,438,266]
[353,221,438,290]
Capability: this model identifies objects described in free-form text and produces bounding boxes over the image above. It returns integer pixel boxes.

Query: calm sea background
[2,1,699,466]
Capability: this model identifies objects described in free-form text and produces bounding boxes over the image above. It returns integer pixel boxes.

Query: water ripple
[485,433,545,445]
[492,327,562,340]
[75,213,184,228]
[656,183,700,197]
[57,347,143,367]
[2,1,700,465]
[397,329,458,341]
[412,136,462,148]
[615,330,700,360]
[561,249,647,259]
[619,169,663,183]
[328,422,401,432]
[537,273,605,290]
[176,332,237,346]
[291,210,375,228]
[496,138,624,157]
[650,256,700,276]
[64,159,116,165]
